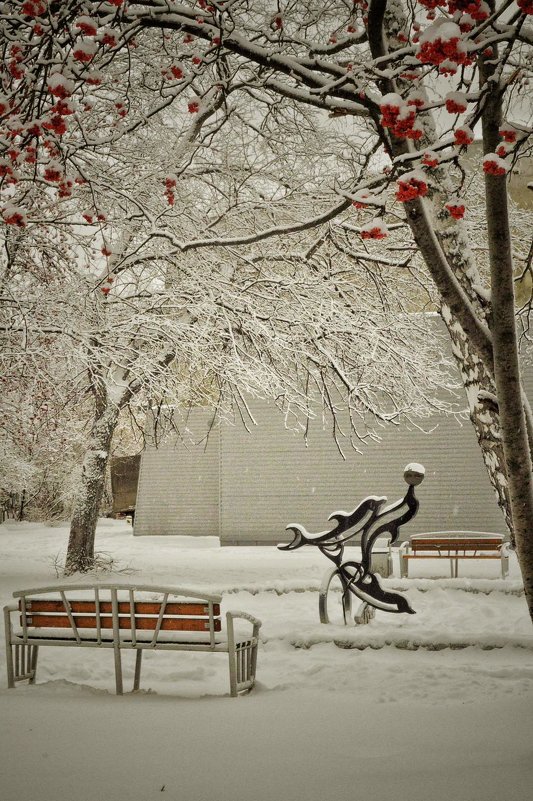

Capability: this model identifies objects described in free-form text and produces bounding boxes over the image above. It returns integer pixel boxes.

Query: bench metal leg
[29,645,39,684]
[399,555,409,578]
[133,650,142,692]
[501,554,509,578]
[111,589,123,694]
[228,647,238,698]
[250,640,259,687]
[5,607,14,688]
[7,643,39,688]
[113,645,123,695]
[5,641,15,689]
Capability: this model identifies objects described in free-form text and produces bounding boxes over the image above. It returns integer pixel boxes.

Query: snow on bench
[3,584,261,697]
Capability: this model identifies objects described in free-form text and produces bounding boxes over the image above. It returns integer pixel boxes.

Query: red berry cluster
[43,163,62,182]
[47,76,74,100]
[416,0,489,15]
[454,126,474,146]
[100,30,118,48]
[445,94,468,114]
[380,95,421,140]
[417,37,472,67]
[352,194,369,209]
[499,126,517,143]
[482,155,507,175]
[359,219,388,239]
[396,175,429,202]
[2,205,27,226]
[417,22,472,70]
[445,201,466,219]
[100,276,114,296]
[76,18,98,37]
[21,0,46,16]
[448,0,489,19]
[360,227,387,240]
[422,151,440,168]
[164,176,176,205]
[73,40,98,64]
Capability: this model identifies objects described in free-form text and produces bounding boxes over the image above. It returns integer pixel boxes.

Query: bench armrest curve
[226,610,262,630]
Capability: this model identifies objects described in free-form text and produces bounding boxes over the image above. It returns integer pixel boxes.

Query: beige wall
[134,351,533,545]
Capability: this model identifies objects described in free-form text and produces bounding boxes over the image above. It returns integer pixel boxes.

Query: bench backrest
[14,584,223,644]
[410,532,503,552]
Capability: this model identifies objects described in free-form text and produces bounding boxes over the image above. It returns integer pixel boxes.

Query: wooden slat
[20,614,222,631]
[21,600,219,616]
[403,553,501,559]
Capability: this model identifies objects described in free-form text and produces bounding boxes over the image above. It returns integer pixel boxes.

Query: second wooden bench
[399,532,510,578]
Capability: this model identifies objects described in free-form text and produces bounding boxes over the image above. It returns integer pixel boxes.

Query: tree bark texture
[65,400,120,575]
[440,306,512,535]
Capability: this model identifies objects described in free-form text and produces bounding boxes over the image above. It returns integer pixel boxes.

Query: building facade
[133,344,533,545]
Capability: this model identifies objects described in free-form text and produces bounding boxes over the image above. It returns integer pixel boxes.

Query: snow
[1,519,532,801]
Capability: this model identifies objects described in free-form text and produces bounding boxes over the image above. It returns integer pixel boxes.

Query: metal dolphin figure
[279,464,425,616]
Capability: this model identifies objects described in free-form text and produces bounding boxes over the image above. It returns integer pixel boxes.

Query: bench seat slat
[11,627,253,646]
[21,615,221,632]
[21,600,219,616]
[402,553,502,559]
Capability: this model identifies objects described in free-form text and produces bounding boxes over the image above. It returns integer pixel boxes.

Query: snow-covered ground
[1,519,532,801]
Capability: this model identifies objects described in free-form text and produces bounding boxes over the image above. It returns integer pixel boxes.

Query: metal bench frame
[4,584,261,698]
[399,531,510,578]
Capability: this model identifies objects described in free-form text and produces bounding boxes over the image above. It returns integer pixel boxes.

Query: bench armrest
[398,542,410,578]
[3,604,17,624]
[3,604,17,646]
[226,610,262,640]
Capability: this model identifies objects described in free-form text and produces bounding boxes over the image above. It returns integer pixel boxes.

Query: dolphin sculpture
[279,463,425,617]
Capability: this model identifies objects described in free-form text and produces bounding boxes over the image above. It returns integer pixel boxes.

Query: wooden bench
[399,532,510,578]
[4,584,261,697]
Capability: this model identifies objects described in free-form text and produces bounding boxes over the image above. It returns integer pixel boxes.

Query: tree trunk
[368,0,514,535]
[480,47,533,618]
[64,400,120,575]
[17,489,26,522]
[487,175,533,616]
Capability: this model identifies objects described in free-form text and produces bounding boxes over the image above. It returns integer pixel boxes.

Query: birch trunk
[440,308,512,534]
[486,174,533,616]
[480,47,533,617]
